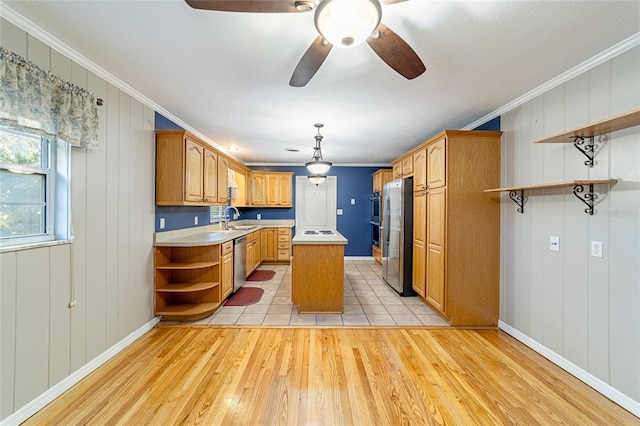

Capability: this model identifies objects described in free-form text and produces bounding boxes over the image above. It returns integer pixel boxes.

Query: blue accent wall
[473,116,500,131]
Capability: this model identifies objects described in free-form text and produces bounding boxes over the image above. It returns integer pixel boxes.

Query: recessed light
[285,148,299,152]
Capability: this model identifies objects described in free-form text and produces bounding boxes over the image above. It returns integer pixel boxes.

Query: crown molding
[464,32,640,130]
[0,4,240,161]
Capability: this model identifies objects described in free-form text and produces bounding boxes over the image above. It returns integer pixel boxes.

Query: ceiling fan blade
[290,36,333,87]
[382,0,409,4]
[185,0,312,13]
[366,22,425,80]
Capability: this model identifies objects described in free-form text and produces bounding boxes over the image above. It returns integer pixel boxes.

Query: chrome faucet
[223,206,240,230]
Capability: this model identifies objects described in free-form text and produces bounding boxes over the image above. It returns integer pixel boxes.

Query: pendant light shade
[305,123,332,175]
[314,0,382,48]
[308,175,327,185]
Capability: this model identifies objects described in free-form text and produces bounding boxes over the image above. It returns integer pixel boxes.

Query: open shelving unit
[484,179,617,215]
[487,108,639,215]
[154,245,221,321]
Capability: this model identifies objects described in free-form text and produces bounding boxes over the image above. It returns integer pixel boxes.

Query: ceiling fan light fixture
[314,0,382,48]
[305,123,332,175]
[294,1,315,12]
[308,175,327,186]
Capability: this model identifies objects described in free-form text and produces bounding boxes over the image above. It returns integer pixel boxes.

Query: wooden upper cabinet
[217,155,229,204]
[402,156,414,177]
[278,175,292,206]
[266,174,279,206]
[427,137,446,188]
[413,148,427,192]
[251,172,293,207]
[203,147,218,203]
[392,161,402,179]
[251,172,267,206]
[184,138,205,203]
[373,172,382,192]
[156,130,239,206]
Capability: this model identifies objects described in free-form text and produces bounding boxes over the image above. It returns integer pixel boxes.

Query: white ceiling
[2,1,639,165]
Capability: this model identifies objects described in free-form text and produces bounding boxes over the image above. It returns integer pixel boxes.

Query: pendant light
[308,175,327,186]
[305,123,332,175]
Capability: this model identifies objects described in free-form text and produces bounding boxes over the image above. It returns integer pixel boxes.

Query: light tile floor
[169,259,449,327]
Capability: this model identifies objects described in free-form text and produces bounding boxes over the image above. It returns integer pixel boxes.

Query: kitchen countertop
[154,220,294,247]
[292,229,348,245]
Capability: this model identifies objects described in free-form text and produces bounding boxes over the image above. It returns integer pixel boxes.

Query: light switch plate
[257,213,261,220]
[159,218,165,229]
[337,209,343,215]
[549,236,559,251]
[194,216,198,225]
[351,199,355,205]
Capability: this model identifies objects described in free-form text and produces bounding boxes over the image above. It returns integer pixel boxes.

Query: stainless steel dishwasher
[233,235,247,293]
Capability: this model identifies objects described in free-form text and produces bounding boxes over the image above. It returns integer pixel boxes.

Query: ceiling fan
[185,0,426,87]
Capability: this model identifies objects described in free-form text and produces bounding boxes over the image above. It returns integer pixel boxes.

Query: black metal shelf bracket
[573,184,596,215]
[573,136,595,167]
[508,189,525,214]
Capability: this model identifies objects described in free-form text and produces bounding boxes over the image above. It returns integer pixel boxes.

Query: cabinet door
[413,148,427,192]
[253,233,262,269]
[184,139,204,202]
[402,156,413,176]
[392,161,402,179]
[372,172,381,192]
[246,240,254,277]
[221,252,233,299]
[251,172,266,206]
[261,228,276,261]
[425,187,446,313]
[427,137,446,188]
[278,175,292,207]
[217,156,229,204]
[412,190,427,297]
[203,148,217,203]
[266,174,279,206]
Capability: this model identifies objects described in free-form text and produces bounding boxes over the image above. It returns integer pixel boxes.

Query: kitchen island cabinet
[291,230,348,313]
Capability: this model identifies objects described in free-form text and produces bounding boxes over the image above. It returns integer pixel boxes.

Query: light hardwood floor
[25,326,637,425]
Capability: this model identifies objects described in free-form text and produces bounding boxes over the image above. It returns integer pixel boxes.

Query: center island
[291,229,348,313]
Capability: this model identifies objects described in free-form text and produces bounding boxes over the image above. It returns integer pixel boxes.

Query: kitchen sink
[228,225,257,230]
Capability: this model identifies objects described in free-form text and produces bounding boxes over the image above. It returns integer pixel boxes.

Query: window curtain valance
[0,46,99,148]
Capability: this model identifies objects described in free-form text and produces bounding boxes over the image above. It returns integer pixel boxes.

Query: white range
[292,229,348,245]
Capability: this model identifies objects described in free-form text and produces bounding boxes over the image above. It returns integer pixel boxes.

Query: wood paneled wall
[0,19,156,420]
[500,45,640,407]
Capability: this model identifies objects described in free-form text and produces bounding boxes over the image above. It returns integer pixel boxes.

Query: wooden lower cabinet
[154,245,221,321]
[246,231,261,277]
[261,228,277,262]
[292,244,344,313]
[412,190,427,297]
[425,187,446,312]
[220,241,233,300]
[372,245,381,264]
[276,228,291,263]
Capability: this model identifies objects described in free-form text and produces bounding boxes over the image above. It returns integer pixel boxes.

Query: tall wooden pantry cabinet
[399,130,502,326]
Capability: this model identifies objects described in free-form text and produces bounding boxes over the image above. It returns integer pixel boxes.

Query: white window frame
[0,127,71,248]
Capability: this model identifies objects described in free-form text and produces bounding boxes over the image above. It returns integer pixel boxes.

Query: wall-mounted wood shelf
[534,108,640,167]
[485,179,618,215]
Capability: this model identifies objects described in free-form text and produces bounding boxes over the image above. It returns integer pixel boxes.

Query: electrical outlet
[351,198,356,205]
[591,241,603,258]
[159,218,165,229]
[194,216,198,225]
[549,236,560,251]
[257,214,261,220]
[337,209,343,215]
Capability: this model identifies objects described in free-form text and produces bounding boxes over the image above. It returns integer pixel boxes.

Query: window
[210,206,226,223]
[0,127,68,247]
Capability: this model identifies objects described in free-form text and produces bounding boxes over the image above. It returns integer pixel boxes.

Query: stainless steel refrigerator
[382,177,415,296]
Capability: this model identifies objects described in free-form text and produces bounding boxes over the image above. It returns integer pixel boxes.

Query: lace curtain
[0,46,99,148]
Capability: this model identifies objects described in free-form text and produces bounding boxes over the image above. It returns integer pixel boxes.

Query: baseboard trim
[498,320,640,418]
[1,317,160,426]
